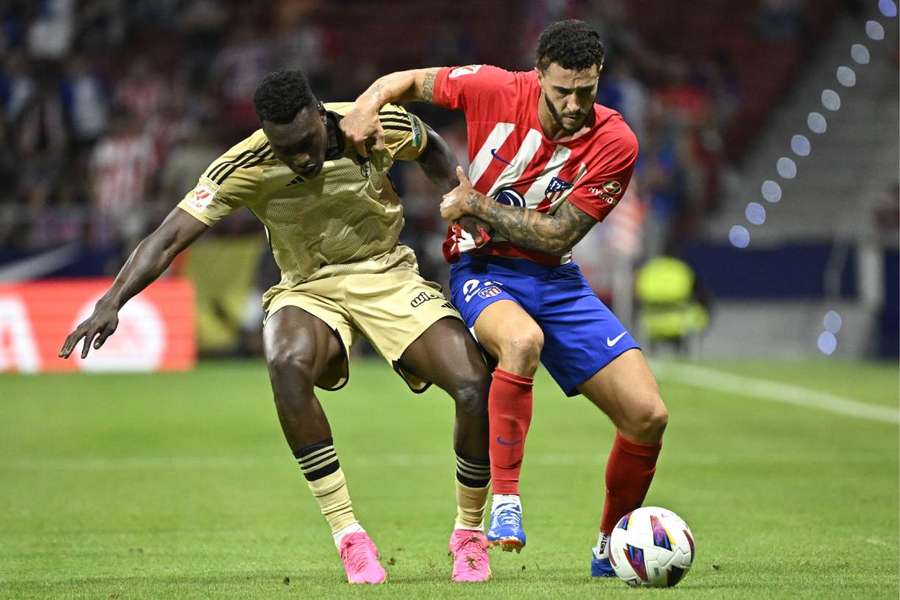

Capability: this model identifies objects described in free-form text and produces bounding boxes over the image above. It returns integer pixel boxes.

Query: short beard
[544,95,581,133]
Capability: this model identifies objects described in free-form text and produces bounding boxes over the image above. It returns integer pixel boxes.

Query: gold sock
[306,466,358,534]
[296,440,357,535]
[454,454,491,529]
[455,479,489,530]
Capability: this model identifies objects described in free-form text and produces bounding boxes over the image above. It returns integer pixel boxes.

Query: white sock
[333,522,365,548]
[593,531,610,558]
[491,493,521,512]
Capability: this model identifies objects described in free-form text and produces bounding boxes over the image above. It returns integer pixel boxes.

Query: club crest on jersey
[493,187,526,208]
[544,177,573,203]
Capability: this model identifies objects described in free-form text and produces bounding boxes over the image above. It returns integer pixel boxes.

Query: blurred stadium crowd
[0,0,877,355]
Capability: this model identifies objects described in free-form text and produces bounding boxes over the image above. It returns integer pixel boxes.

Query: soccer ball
[608,506,695,587]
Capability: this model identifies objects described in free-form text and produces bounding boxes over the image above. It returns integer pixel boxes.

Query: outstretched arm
[342,68,441,157]
[440,167,596,256]
[59,208,208,359]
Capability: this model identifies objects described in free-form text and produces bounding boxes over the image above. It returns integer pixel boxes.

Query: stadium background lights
[729,2,893,252]
[817,310,844,355]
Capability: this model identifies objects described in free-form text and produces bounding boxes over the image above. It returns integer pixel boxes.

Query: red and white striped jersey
[433,64,638,265]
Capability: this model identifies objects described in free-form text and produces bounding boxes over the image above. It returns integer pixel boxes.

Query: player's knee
[498,326,544,370]
[630,396,668,441]
[449,372,490,417]
[266,345,318,389]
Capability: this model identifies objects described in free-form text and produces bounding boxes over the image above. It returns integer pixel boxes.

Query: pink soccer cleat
[338,531,387,584]
[448,529,492,582]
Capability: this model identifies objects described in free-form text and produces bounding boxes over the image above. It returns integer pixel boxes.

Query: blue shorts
[449,255,640,397]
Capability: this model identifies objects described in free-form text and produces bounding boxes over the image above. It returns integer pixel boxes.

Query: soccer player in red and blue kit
[342,20,668,577]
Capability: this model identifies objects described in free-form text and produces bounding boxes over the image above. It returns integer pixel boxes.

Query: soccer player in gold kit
[59,70,493,584]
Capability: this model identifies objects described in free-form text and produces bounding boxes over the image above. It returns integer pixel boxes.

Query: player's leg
[470,300,541,551]
[397,316,493,582]
[578,350,667,577]
[263,305,386,584]
[527,261,666,576]
[449,260,545,553]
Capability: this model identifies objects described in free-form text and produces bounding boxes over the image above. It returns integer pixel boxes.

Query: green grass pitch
[1,358,897,599]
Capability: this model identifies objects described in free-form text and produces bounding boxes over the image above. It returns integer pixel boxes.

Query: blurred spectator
[158,121,222,204]
[60,54,109,146]
[14,76,67,155]
[114,57,170,124]
[212,23,272,135]
[88,110,158,249]
[1,51,35,123]
[27,0,75,61]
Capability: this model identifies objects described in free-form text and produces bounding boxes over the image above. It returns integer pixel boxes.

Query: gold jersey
[177,102,429,304]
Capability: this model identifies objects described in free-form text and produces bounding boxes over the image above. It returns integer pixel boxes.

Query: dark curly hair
[536,20,605,72]
[253,70,317,124]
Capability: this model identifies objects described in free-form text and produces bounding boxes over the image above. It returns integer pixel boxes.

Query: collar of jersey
[324,109,373,168]
[324,110,347,161]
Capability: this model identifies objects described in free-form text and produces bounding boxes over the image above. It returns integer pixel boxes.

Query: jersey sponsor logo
[493,187,526,208]
[490,148,512,166]
[410,291,444,308]
[589,180,625,206]
[602,180,622,195]
[189,182,217,211]
[448,65,482,79]
[286,175,304,187]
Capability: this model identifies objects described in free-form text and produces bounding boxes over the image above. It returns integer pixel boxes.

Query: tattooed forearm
[368,81,386,105]
[420,70,436,103]
[356,69,440,109]
[465,194,596,255]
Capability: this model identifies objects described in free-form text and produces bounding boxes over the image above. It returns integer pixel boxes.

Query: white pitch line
[654,363,899,425]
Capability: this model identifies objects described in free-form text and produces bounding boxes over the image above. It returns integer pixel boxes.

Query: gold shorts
[264,249,460,392]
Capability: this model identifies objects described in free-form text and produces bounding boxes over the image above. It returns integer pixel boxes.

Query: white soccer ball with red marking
[608,506,695,587]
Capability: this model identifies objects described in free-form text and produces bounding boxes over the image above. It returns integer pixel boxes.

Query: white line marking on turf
[654,363,899,424]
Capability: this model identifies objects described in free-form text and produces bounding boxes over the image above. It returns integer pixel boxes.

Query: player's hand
[440,166,478,222]
[457,217,493,247]
[340,105,385,158]
[58,303,119,360]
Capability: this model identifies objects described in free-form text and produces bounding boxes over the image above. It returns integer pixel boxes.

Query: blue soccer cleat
[486,501,526,552]
[591,553,616,577]
[591,535,616,577]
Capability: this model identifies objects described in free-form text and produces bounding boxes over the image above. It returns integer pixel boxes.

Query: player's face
[263,104,328,177]
[538,62,600,132]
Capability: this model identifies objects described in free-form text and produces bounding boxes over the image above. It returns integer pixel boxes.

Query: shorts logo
[478,286,501,299]
[410,291,443,308]
[462,279,503,303]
